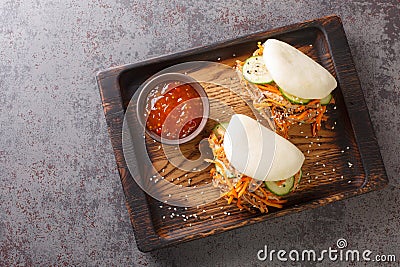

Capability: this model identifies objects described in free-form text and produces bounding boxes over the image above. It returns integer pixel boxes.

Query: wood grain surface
[96,15,388,252]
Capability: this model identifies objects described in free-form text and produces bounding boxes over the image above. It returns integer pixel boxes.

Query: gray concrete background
[0,0,399,266]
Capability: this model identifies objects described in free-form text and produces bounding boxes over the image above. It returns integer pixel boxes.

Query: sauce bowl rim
[136,72,210,145]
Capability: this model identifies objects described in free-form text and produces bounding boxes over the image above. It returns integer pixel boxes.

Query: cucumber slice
[264,176,295,196]
[212,122,228,139]
[242,56,273,84]
[279,88,311,105]
[320,94,332,105]
[297,169,303,184]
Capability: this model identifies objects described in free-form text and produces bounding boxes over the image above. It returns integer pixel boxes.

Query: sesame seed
[316,155,319,158]
[348,180,352,183]
[162,216,166,219]
[348,162,353,167]
[341,150,345,153]
[332,168,336,172]
[159,205,163,208]
[346,146,350,150]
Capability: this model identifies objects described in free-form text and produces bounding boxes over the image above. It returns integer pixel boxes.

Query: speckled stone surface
[0,0,399,266]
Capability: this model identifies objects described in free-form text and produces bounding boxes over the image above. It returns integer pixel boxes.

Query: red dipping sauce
[145,81,204,140]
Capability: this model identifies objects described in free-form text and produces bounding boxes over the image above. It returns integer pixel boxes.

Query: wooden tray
[96,15,388,252]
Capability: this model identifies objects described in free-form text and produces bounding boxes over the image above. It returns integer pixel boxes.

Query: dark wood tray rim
[96,15,388,252]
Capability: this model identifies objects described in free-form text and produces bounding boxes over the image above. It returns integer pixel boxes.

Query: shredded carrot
[307,99,320,106]
[289,110,310,121]
[236,198,243,210]
[250,192,283,208]
[295,105,307,112]
[212,160,234,189]
[258,186,271,198]
[253,102,272,108]
[235,179,243,191]
[236,60,244,66]
[276,179,286,186]
[256,84,281,95]
[238,180,250,198]
[228,195,234,205]
[271,198,288,204]
[231,187,238,198]
[265,98,285,106]
[312,106,326,136]
[256,42,264,55]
